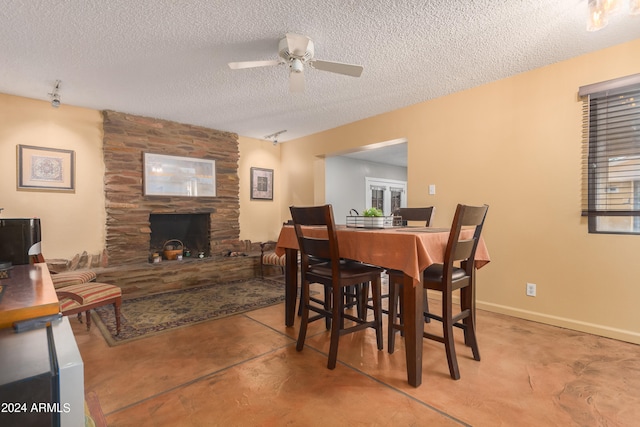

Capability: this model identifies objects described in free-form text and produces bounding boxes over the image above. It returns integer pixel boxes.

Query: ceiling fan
[228,33,363,93]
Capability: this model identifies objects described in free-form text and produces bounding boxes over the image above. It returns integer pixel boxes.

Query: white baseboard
[476,300,640,345]
[424,290,640,345]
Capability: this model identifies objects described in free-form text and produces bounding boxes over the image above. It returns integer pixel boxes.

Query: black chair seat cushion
[423,263,467,282]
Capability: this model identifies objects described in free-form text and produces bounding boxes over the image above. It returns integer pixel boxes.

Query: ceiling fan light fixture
[228,33,363,92]
[290,58,304,73]
[587,0,609,31]
[587,0,639,31]
[603,0,621,13]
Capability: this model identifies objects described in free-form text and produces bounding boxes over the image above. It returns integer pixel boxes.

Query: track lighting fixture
[49,80,61,108]
[265,130,287,145]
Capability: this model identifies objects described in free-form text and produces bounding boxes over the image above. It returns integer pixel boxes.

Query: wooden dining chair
[388,204,488,380]
[392,207,435,227]
[290,204,385,370]
[381,206,436,321]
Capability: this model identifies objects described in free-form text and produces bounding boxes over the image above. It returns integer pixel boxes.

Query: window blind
[580,74,640,234]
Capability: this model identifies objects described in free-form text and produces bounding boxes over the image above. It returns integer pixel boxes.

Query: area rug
[91,277,286,346]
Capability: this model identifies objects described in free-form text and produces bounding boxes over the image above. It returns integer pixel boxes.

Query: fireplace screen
[149,213,210,259]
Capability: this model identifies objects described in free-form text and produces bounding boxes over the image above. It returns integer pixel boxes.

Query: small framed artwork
[17,145,75,192]
[250,167,273,200]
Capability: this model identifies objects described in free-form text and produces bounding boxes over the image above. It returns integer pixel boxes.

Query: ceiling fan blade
[285,33,310,57]
[289,70,305,93]
[310,60,363,77]
[228,59,281,70]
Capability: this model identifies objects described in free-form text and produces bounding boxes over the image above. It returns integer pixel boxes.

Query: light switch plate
[428,184,436,195]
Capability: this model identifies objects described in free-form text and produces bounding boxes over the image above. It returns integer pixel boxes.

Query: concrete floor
[73,287,640,426]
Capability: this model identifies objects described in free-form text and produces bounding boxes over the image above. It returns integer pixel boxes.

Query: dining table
[274,223,490,388]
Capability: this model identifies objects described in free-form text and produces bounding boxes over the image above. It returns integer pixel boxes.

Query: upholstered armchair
[259,241,286,278]
[32,254,121,334]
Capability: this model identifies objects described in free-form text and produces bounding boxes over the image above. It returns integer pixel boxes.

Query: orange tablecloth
[275,225,490,285]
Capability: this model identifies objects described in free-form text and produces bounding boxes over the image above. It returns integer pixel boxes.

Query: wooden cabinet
[0,264,59,329]
[0,264,84,426]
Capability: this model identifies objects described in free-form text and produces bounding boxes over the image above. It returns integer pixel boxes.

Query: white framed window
[580,73,640,234]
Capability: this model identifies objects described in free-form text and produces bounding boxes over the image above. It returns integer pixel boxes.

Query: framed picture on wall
[143,152,216,197]
[16,144,75,192]
[250,167,273,200]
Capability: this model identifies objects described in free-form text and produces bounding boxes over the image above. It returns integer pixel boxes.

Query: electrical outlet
[526,283,536,297]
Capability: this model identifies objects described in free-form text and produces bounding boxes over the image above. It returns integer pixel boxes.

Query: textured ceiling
[1,0,639,144]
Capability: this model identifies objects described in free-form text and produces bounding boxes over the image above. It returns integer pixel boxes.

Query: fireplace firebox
[149,213,210,260]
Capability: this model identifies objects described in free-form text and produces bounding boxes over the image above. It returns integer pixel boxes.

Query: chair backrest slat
[444,204,489,275]
[290,205,340,272]
[300,237,332,261]
[393,207,434,226]
[452,239,476,262]
[460,207,488,227]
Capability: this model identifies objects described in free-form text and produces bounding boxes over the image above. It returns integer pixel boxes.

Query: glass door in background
[364,177,407,215]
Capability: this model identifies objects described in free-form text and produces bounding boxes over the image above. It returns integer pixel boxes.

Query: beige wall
[238,135,283,242]
[0,96,285,257]
[0,94,105,259]
[2,39,639,343]
[278,39,640,344]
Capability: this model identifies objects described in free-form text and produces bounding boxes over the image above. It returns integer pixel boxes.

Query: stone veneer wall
[96,110,257,296]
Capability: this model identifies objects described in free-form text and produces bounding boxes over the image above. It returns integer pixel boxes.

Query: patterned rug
[92,277,286,346]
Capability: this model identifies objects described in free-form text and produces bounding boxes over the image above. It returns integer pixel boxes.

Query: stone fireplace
[92,110,257,297]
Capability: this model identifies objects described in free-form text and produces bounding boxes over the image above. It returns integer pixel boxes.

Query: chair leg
[441,290,460,380]
[339,287,348,330]
[387,277,400,353]
[460,286,480,361]
[370,276,383,350]
[85,310,91,331]
[114,298,122,336]
[343,285,354,307]
[327,283,343,369]
[324,286,332,330]
[296,279,311,352]
[358,283,368,320]
[387,271,407,352]
[343,283,367,322]
[424,291,431,323]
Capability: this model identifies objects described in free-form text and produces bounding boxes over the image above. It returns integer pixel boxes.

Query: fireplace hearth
[150,213,210,259]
